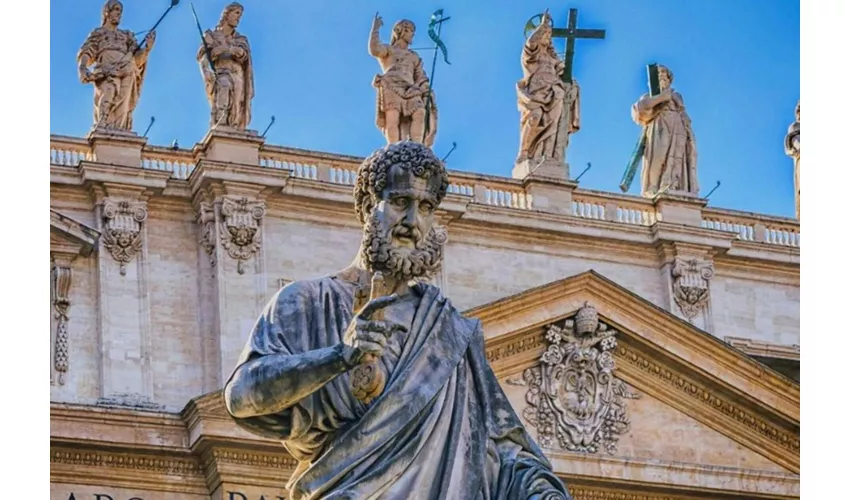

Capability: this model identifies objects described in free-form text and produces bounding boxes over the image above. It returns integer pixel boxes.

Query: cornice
[187,158,290,195]
[80,160,172,191]
[613,339,799,473]
[50,209,100,256]
[51,403,189,451]
[483,324,799,474]
[51,163,799,272]
[470,271,799,473]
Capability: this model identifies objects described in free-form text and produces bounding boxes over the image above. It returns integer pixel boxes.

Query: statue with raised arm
[517,11,580,164]
[224,141,571,500]
[198,2,254,130]
[784,101,800,219]
[77,0,156,132]
[631,64,698,197]
[369,14,438,147]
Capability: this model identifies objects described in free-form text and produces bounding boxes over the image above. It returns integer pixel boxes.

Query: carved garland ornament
[52,264,72,384]
[514,303,639,454]
[671,257,714,318]
[219,197,265,274]
[102,199,148,276]
[196,202,217,270]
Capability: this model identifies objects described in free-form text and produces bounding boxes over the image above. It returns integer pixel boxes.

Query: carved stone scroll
[514,303,639,454]
[671,257,715,318]
[219,197,265,274]
[102,199,148,276]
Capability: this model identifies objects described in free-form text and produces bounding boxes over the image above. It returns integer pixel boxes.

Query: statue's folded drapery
[227,276,570,500]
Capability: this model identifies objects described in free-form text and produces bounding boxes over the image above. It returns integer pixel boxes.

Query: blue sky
[50,0,800,217]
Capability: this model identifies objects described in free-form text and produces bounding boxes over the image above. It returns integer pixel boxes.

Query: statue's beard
[359,213,445,283]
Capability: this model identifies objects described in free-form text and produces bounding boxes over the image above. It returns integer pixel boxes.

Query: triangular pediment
[50,209,99,257]
[467,270,800,476]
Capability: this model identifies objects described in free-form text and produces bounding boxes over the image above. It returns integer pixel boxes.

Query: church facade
[50,127,799,499]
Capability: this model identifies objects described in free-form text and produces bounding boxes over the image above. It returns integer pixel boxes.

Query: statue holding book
[625,64,698,198]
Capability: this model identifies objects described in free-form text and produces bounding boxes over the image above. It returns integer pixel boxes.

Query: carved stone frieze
[101,199,148,276]
[219,196,265,274]
[51,263,72,385]
[51,449,202,476]
[514,303,639,454]
[671,256,715,318]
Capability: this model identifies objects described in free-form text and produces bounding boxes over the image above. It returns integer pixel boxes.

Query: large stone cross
[525,8,606,84]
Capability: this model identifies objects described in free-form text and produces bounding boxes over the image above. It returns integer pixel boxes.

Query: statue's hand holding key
[343,294,407,366]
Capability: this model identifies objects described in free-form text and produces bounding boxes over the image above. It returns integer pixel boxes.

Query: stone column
[91,185,158,407]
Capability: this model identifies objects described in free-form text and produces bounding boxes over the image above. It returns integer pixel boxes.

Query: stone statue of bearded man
[224,141,571,499]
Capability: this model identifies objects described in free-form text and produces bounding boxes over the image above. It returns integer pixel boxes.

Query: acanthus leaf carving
[517,302,639,454]
[671,257,715,318]
[101,199,148,276]
[219,196,265,274]
[51,263,72,385]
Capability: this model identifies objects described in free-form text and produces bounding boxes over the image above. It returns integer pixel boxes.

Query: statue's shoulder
[275,275,332,301]
[84,27,107,40]
[416,282,483,336]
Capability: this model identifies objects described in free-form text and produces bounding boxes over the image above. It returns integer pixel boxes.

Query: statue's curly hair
[353,142,449,225]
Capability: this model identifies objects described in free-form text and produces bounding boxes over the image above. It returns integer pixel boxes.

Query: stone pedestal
[200,126,265,165]
[653,192,707,227]
[512,159,576,215]
[512,158,571,180]
[87,127,147,168]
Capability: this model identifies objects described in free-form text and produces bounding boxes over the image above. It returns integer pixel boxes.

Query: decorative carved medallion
[102,199,148,276]
[219,197,265,274]
[514,303,639,454]
[51,264,72,385]
[671,257,715,318]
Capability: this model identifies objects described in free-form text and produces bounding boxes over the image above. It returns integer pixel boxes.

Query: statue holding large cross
[516,8,605,174]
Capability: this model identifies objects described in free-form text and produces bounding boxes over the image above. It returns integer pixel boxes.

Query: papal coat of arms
[513,302,639,454]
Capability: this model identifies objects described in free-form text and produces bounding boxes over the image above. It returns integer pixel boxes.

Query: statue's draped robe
[198,29,254,129]
[77,27,148,130]
[227,276,570,500]
[632,91,698,197]
[516,29,570,161]
[784,120,800,218]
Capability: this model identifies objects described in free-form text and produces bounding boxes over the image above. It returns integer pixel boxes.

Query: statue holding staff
[77,0,157,131]
[196,2,254,130]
